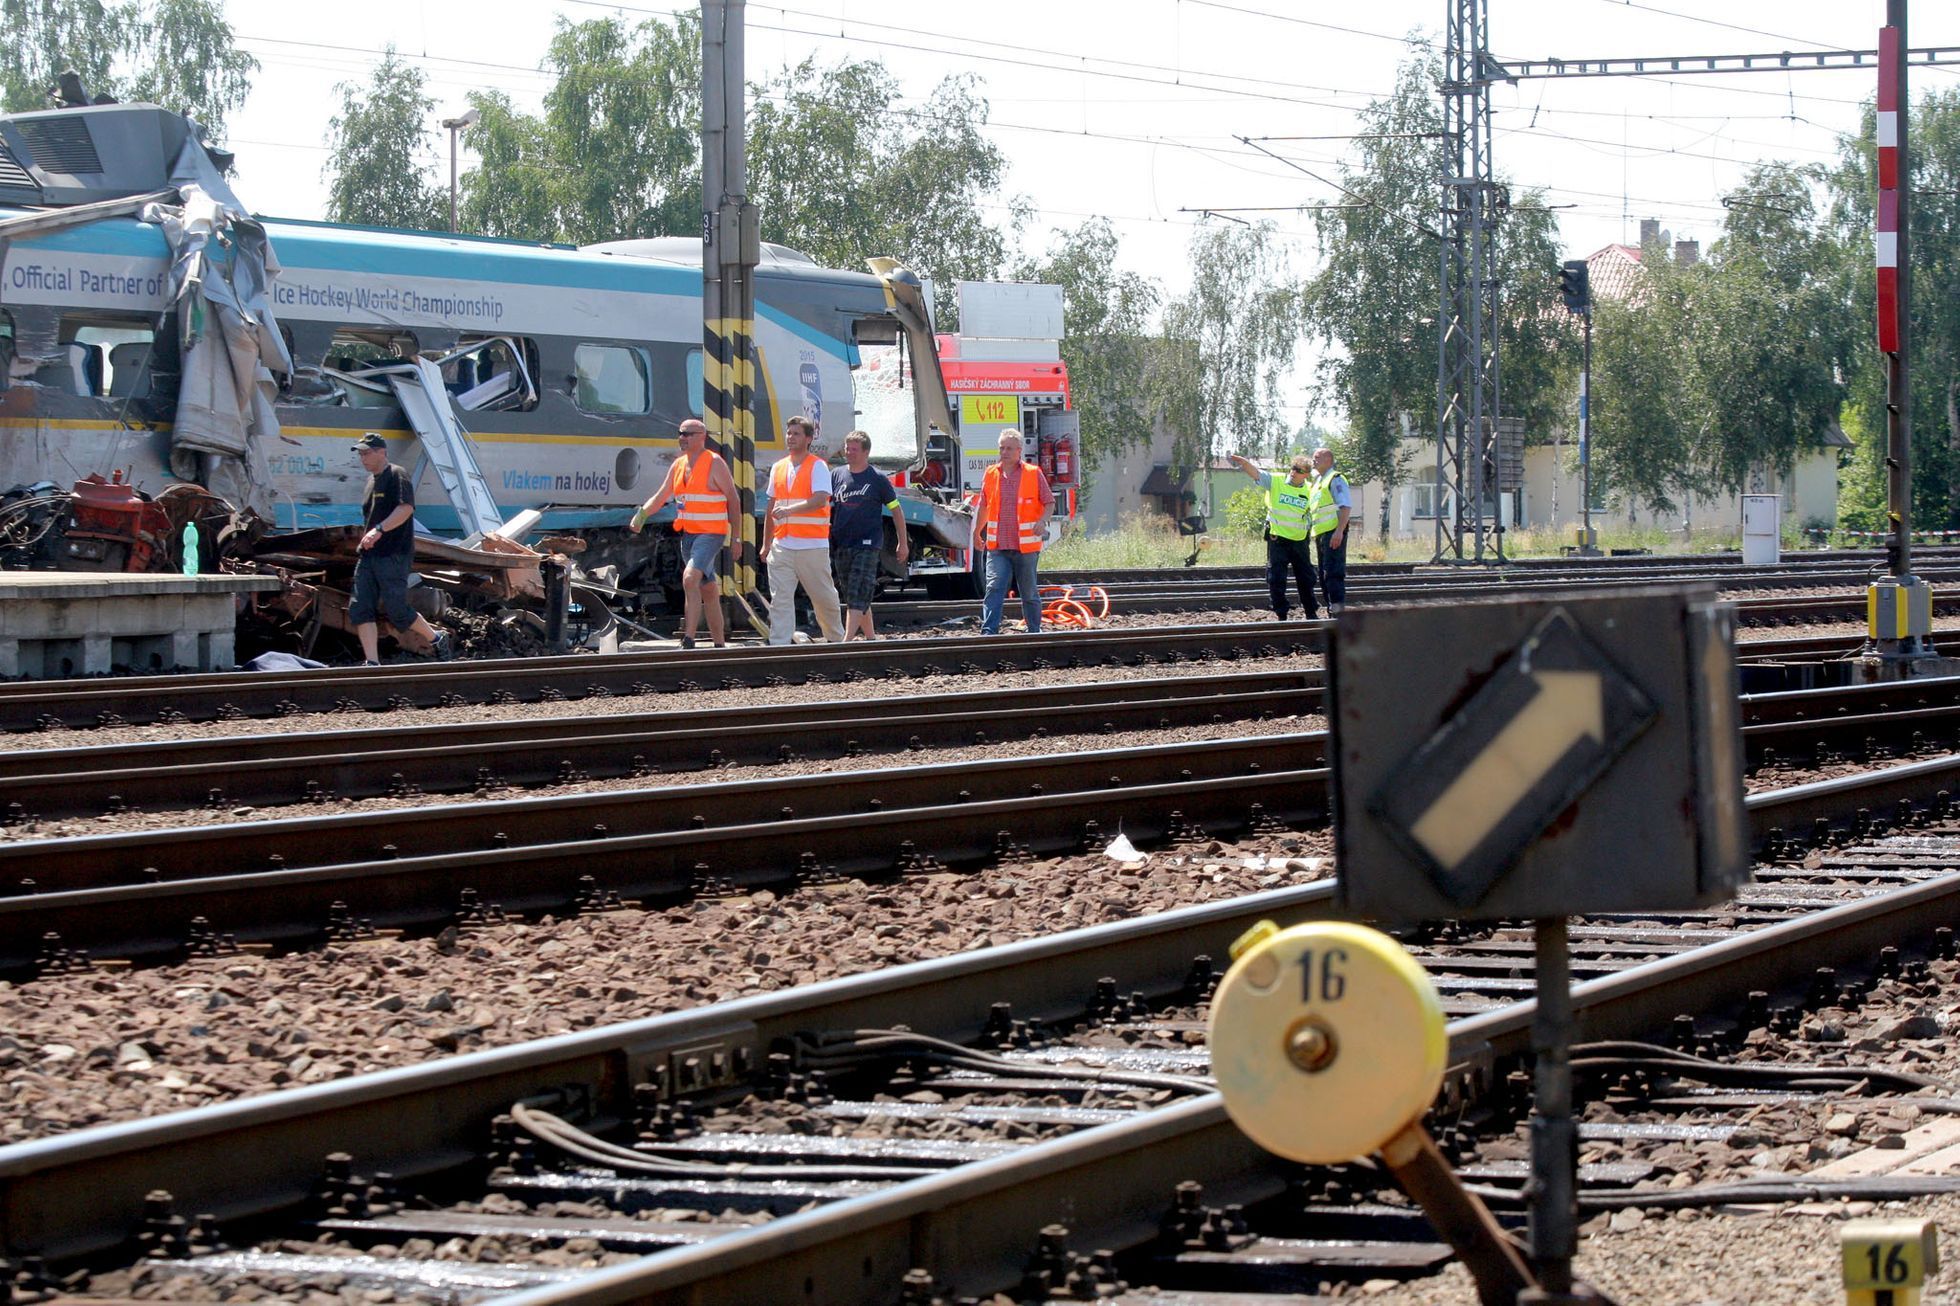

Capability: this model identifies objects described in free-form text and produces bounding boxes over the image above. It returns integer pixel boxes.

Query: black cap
[351,433,386,452]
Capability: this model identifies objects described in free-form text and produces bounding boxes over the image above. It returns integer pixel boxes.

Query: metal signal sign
[1330,586,1749,923]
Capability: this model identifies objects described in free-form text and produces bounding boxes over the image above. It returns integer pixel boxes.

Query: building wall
[1079,415,1185,535]
[1349,438,1840,541]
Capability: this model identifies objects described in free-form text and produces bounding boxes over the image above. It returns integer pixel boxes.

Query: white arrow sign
[1409,670,1604,872]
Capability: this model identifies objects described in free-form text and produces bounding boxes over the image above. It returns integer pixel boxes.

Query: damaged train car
[0,100,971,648]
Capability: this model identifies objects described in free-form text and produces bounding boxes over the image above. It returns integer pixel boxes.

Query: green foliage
[1159,220,1306,472]
[750,62,1020,291]
[1588,160,1850,516]
[322,49,445,231]
[1012,219,1162,466]
[1221,484,1268,537]
[1303,50,1571,489]
[0,0,253,138]
[458,90,557,240]
[1588,263,1696,513]
[542,15,701,245]
[1690,163,1850,494]
[457,11,1020,292]
[1041,519,1267,570]
[1831,89,1960,528]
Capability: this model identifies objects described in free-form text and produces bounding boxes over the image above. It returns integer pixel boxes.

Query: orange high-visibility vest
[978,461,1045,553]
[769,456,830,541]
[671,451,728,536]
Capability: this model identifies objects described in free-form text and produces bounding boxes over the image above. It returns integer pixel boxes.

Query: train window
[42,316,154,398]
[0,312,12,390]
[685,347,703,417]
[441,335,540,412]
[325,329,419,370]
[573,343,651,415]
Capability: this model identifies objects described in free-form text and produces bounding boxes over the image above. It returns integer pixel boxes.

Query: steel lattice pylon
[1434,0,1508,563]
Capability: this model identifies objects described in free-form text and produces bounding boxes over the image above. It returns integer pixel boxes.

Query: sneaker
[679,634,697,650]
[430,631,454,661]
[361,660,380,667]
[1328,603,1344,615]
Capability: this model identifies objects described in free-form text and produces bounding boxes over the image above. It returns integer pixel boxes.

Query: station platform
[0,571,283,678]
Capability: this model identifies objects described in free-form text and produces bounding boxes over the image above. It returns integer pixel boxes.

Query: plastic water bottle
[181,521,200,576]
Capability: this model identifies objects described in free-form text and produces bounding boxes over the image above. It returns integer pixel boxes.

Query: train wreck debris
[241,526,617,659]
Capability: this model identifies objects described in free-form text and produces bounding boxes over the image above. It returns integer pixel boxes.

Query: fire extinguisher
[1038,435,1056,478]
[1053,438,1073,483]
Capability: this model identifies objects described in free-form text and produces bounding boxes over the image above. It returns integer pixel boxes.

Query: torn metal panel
[362,357,507,544]
[133,122,292,520]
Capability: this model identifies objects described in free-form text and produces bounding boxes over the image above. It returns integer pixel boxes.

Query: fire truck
[909,279,1078,535]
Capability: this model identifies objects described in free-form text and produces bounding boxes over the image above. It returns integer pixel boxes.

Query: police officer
[1228,451,1316,621]
[1308,446,1352,614]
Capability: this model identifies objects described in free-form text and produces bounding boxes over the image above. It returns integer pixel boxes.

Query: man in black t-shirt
[350,433,448,664]
[829,430,909,640]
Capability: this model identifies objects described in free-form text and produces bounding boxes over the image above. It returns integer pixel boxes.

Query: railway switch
[1211,920,1446,1165]
[1211,920,1536,1305]
[1841,1218,1937,1306]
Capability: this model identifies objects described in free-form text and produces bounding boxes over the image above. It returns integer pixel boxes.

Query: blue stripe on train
[12,212,849,359]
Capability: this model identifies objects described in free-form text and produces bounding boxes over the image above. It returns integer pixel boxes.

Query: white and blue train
[0,102,967,592]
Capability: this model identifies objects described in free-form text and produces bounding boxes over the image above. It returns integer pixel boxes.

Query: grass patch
[1046,517,1832,571]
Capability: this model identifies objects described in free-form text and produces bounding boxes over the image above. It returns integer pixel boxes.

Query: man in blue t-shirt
[829,430,910,640]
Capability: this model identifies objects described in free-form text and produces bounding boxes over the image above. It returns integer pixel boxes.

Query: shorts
[349,548,416,628]
[681,531,724,582]
[831,544,880,612]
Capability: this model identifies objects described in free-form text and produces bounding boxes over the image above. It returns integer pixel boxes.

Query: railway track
[874,558,1960,621]
[1035,544,1960,587]
[6,758,1960,1303]
[0,667,1316,819]
[0,623,1317,733]
[0,575,1930,737]
[0,638,1948,824]
[7,670,1960,972]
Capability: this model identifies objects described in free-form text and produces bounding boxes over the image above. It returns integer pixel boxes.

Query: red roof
[1586,244,1646,304]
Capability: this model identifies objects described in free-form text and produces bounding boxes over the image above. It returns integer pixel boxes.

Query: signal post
[701,0,768,636]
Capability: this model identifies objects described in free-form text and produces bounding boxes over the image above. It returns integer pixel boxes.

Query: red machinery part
[66,472,172,572]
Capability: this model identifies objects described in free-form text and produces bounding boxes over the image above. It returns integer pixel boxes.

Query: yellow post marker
[1210,920,1536,1305]
[1842,1219,1937,1306]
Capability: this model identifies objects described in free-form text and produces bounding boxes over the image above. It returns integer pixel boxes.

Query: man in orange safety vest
[969,429,1054,634]
[629,418,741,648]
[759,415,845,645]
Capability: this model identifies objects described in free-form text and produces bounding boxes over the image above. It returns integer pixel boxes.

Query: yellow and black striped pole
[702,0,766,634]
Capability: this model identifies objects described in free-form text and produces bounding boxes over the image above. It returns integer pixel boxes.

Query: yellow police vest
[1266,475,1313,541]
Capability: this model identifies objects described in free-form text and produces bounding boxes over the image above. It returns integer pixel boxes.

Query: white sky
[215,0,1957,416]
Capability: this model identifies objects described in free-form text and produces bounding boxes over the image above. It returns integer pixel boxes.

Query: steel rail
[0,880,1344,1262]
[0,732,1323,888]
[867,572,1960,628]
[0,624,1317,732]
[8,658,1954,822]
[0,742,1331,967]
[1038,547,1960,585]
[0,669,1319,818]
[8,703,1959,967]
[0,580,1935,737]
[7,770,1960,1292]
[504,862,1960,1306]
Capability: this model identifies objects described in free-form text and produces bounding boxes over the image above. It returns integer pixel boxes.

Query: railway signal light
[1558,259,1591,315]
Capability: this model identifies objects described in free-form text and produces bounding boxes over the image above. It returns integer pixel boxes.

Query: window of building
[1411,466,1455,521]
[573,343,652,415]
